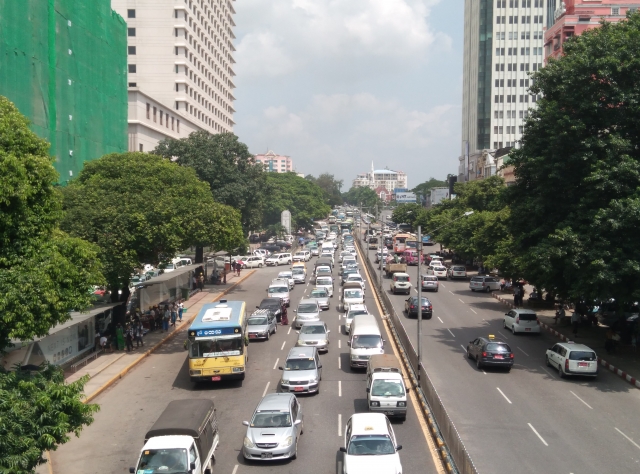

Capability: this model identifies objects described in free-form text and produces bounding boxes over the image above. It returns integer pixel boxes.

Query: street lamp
[416,209,474,383]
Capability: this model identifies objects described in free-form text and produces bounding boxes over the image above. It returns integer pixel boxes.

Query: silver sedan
[296,321,330,352]
[308,287,330,310]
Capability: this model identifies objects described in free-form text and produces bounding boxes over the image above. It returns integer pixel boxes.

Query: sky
[232,0,464,190]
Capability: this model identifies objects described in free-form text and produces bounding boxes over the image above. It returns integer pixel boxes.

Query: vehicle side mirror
[339,447,347,453]
[294,419,302,426]
[296,330,300,334]
[278,366,284,370]
[366,387,370,393]
[242,421,249,426]
[327,329,331,333]
[396,445,403,451]
[129,468,135,474]
[293,309,297,313]
[406,387,411,392]
[318,364,322,369]
[190,462,196,470]
[347,341,351,346]
[256,306,260,309]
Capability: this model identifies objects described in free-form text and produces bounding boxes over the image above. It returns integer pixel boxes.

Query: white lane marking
[280,341,286,350]
[441,283,446,288]
[570,391,593,409]
[437,317,444,323]
[273,358,279,370]
[288,326,292,335]
[262,382,270,397]
[517,347,530,357]
[339,340,342,349]
[497,387,512,404]
[616,427,640,450]
[338,357,341,370]
[458,298,465,304]
[460,344,467,352]
[447,328,455,337]
[413,288,418,293]
[338,380,342,397]
[539,365,554,376]
[498,331,509,339]
[232,465,238,474]
[338,414,342,436]
[528,423,548,446]
[470,308,478,314]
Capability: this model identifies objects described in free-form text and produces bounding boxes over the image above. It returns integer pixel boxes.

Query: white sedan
[429,266,448,279]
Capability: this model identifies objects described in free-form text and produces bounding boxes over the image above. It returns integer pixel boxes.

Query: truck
[130,399,219,474]
[384,256,407,277]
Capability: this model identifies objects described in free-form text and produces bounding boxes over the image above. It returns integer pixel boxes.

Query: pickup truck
[384,258,407,277]
[130,399,219,474]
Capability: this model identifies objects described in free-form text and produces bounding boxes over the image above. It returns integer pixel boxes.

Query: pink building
[253,150,293,173]
[374,185,392,203]
[545,1,640,62]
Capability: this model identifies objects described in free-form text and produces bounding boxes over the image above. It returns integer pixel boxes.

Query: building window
[172,117,175,130]
[177,120,180,133]
[146,103,150,119]
[128,82,136,87]
[128,46,137,56]
[153,107,157,122]
[128,28,136,36]
[128,9,135,18]
[139,144,143,151]
[128,64,136,73]
[160,111,163,126]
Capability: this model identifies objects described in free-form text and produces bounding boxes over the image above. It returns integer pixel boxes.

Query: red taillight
[410,305,415,309]
[428,306,432,310]
[516,317,520,324]
[565,359,569,371]
[482,282,486,287]
[510,353,514,359]
[482,351,487,357]
[407,277,410,281]
[536,319,540,325]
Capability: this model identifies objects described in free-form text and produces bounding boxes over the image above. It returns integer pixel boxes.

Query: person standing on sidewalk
[513,286,521,308]
[125,324,134,352]
[170,304,177,327]
[116,324,125,351]
[134,321,144,348]
[235,261,242,277]
[163,306,170,332]
[571,311,581,338]
[178,301,184,322]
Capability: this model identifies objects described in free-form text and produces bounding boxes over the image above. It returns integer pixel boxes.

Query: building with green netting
[0,0,128,182]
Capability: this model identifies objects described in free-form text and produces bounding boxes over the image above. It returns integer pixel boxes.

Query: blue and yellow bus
[187,299,248,383]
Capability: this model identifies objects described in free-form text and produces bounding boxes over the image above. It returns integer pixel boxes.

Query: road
[52,251,439,474]
[364,212,640,473]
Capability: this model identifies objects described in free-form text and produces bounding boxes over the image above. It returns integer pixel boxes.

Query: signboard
[191,327,240,338]
[395,192,417,203]
[281,210,291,234]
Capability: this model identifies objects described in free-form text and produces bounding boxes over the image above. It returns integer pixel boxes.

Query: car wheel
[545,355,551,367]
[503,320,507,329]
[273,324,277,334]
[505,367,511,373]
[266,330,270,340]
[467,348,472,359]
[301,421,304,435]
[485,287,491,293]
[476,356,482,370]
[471,289,475,292]
[511,325,516,334]
[436,288,439,292]
[291,439,298,460]
[258,263,263,268]
[559,365,566,378]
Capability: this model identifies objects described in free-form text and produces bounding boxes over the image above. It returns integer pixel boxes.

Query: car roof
[256,393,295,411]
[298,298,318,305]
[349,413,390,436]
[269,281,289,288]
[394,272,410,277]
[287,346,317,359]
[300,320,326,327]
[511,308,537,315]
[556,342,595,352]
[348,304,367,312]
[478,336,508,345]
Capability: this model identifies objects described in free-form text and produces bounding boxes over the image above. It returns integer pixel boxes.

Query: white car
[277,271,295,290]
[503,309,541,334]
[469,276,500,292]
[253,249,270,257]
[266,253,292,266]
[339,251,352,263]
[344,304,369,334]
[341,413,403,474]
[243,256,265,268]
[545,342,598,378]
[315,276,334,297]
[390,273,412,295]
[345,274,366,291]
[428,266,447,279]
[341,257,357,271]
[293,251,310,262]
[421,275,439,292]
[310,247,320,256]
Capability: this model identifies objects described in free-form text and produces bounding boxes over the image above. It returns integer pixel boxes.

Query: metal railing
[356,236,479,474]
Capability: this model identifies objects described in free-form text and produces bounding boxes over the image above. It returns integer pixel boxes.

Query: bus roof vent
[202,306,233,322]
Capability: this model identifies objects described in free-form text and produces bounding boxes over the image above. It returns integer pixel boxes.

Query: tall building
[111,0,236,152]
[0,0,128,182]
[254,150,293,173]
[545,0,640,62]
[352,163,408,191]
[461,0,547,181]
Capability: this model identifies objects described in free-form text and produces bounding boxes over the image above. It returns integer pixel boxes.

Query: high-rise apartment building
[461,0,547,181]
[112,0,236,152]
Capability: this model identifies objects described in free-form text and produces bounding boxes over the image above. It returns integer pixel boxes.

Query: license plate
[249,334,257,338]
[385,411,396,416]
[578,362,588,367]
[211,376,221,381]
[294,386,304,392]
[525,328,531,332]
[261,453,273,459]
[494,355,504,359]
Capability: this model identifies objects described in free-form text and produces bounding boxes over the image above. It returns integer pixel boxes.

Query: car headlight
[370,401,380,407]
[320,339,328,345]
[308,377,319,384]
[232,366,244,373]
[244,437,255,448]
[280,378,288,385]
[397,401,406,407]
[297,339,305,345]
[189,369,202,376]
[280,436,293,447]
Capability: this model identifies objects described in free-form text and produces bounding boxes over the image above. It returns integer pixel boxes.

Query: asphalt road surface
[364,217,640,474]
[52,251,438,474]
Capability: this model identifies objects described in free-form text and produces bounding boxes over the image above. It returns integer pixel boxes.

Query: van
[349,314,384,369]
[402,250,421,266]
[366,354,408,420]
[321,242,334,254]
[267,281,290,306]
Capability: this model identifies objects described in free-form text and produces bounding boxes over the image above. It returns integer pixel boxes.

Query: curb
[491,292,640,390]
[83,270,256,403]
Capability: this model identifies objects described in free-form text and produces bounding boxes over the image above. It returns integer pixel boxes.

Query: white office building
[112,0,236,152]
[460,0,546,181]
[353,163,408,191]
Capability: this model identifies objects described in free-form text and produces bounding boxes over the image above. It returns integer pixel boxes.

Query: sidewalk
[66,270,256,402]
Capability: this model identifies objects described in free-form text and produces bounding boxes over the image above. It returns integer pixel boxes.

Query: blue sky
[233,0,464,189]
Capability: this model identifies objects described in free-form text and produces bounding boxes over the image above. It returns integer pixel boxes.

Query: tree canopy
[507,13,640,302]
[391,203,423,228]
[61,152,244,291]
[342,186,382,211]
[153,132,267,232]
[306,173,343,207]
[411,177,448,198]
[0,96,100,472]
[264,173,331,230]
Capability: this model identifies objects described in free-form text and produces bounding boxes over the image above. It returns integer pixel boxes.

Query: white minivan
[349,314,384,369]
[367,354,408,421]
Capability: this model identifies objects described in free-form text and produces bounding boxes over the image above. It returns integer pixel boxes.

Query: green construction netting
[0,0,127,182]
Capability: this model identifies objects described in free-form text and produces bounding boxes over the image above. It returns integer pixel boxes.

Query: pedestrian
[281,301,289,325]
[163,306,170,332]
[513,286,520,308]
[192,274,198,290]
[178,301,184,322]
[125,325,134,352]
[149,306,156,331]
[571,310,581,338]
[554,304,566,325]
[198,273,204,290]
[170,304,177,327]
[235,261,241,277]
[116,324,125,351]
[134,321,144,347]
[99,334,108,352]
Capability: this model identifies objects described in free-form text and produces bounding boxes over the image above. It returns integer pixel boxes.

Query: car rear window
[568,351,596,361]
[518,313,537,321]
[471,277,482,282]
[486,343,510,353]
[452,266,465,271]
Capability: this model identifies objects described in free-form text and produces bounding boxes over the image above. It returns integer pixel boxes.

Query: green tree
[507,13,640,302]
[0,96,100,472]
[264,173,331,230]
[61,152,244,294]
[391,203,423,228]
[153,132,267,232]
[411,177,448,199]
[306,173,343,206]
[342,186,382,211]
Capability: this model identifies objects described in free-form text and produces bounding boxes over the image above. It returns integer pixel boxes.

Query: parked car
[244,256,265,268]
[469,275,500,292]
[503,309,541,334]
[266,253,292,266]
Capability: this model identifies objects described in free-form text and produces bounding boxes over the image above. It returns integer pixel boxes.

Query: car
[308,287,330,309]
[420,274,439,292]
[247,309,278,340]
[293,251,309,262]
[427,266,447,279]
[291,267,306,284]
[469,275,501,292]
[345,273,366,291]
[266,253,291,266]
[447,265,467,280]
[257,298,283,321]
[253,249,270,257]
[279,346,323,394]
[277,271,295,290]
[390,273,412,295]
[545,342,598,378]
[466,335,514,371]
[129,274,149,287]
[243,256,265,268]
[320,252,335,263]
[344,304,370,334]
[310,247,320,256]
[503,309,541,334]
[267,282,290,307]
[315,276,334,297]
[339,251,352,263]
[340,413,403,474]
[341,257,358,271]
[404,296,433,319]
[260,244,282,254]
[242,393,304,461]
[340,285,365,312]
[294,298,321,329]
[296,321,330,352]
[340,268,360,285]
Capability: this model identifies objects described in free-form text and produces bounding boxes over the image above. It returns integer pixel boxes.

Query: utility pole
[417,225,422,384]
[379,213,384,287]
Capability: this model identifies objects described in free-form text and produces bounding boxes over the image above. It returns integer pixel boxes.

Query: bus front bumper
[189,367,245,382]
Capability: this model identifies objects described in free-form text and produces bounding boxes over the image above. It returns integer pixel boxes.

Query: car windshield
[352,335,383,349]
[268,286,288,294]
[261,302,280,311]
[344,290,362,298]
[310,290,327,298]
[137,448,188,474]
[295,252,305,256]
[486,343,510,353]
[317,268,331,275]
[423,277,437,282]
[395,276,409,282]
[298,304,318,313]
[434,267,446,271]
[190,336,243,357]
[279,273,292,278]
[292,269,305,275]
[300,325,326,335]
[284,359,317,370]
[251,412,292,428]
[317,278,331,285]
[569,351,597,361]
[347,435,395,455]
[371,379,405,397]
[248,317,268,325]
[348,276,362,282]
